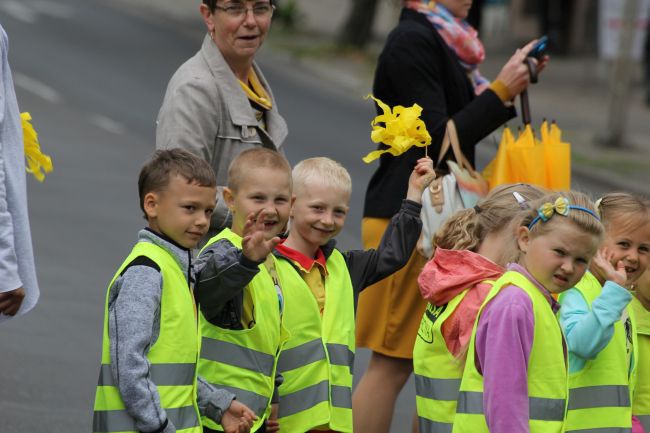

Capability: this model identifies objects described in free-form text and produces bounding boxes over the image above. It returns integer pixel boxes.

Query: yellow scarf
[238,69,272,112]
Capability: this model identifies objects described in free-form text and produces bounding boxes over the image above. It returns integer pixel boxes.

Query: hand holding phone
[527,36,548,60]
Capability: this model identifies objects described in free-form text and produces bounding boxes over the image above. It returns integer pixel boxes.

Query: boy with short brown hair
[93,149,255,433]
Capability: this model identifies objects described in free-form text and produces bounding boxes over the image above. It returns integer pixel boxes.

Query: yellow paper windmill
[362,95,431,163]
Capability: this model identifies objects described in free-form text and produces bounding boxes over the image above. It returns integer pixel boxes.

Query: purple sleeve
[475,285,535,433]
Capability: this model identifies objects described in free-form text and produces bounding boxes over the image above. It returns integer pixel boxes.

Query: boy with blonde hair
[194,148,293,433]
[272,156,434,433]
[93,149,255,433]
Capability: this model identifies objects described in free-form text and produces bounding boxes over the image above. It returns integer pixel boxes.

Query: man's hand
[220,400,257,433]
[241,209,282,262]
[0,287,25,316]
[406,157,435,203]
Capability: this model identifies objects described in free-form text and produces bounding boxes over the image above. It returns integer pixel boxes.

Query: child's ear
[517,226,531,253]
[289,194,297,217]
[223,187,235,211]
[143,192,159,219]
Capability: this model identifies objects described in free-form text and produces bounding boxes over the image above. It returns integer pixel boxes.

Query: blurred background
[0,0,648,432]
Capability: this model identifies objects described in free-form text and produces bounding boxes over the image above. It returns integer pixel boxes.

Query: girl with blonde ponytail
[414,184,544,432]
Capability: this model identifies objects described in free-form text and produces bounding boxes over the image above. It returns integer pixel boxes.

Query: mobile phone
[527,36,548,60]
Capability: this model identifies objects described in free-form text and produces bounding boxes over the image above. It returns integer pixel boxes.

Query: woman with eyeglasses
[156,0,287,241]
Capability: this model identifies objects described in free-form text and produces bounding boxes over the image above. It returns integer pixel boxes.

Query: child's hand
[242,209,282,262]
[406,157,435,203]
[592,247,627,287]
[221,400,256,433]
[265,403,280,433]
[0,287,25,316]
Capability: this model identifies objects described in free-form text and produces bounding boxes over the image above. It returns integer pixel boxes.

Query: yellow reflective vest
[414,290,469,433]
[414,283,496,433]
[560,272,637,433]
[93,242,201,433]
[198,228,287,432]
[274,248,355,433]
[632,296,650,432]
[452,271,568,433]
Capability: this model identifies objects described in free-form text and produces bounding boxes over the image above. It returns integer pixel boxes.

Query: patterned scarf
[405,0,489,94]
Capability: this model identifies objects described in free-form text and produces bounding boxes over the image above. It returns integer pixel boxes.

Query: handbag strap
[436,119,478,173]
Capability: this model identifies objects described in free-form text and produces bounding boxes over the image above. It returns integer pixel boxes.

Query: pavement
[119,0,650,196]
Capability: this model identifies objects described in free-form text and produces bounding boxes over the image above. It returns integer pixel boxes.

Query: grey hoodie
[106,228,234,433]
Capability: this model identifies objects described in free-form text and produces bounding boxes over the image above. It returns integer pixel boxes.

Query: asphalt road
[0,1,612,432]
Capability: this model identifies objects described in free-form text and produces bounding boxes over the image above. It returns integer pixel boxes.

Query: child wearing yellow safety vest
[453,191,604,433]
[193,148,294,433]
[93,149,256,433]
[413,184,544,433]
[632,269,650,433]
[559,193,650,433]
[271,156,434,433]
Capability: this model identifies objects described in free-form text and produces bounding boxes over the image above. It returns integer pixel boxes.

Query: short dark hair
[203,0,274,12]
[138,149,216,217]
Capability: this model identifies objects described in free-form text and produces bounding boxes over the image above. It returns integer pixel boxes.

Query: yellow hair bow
[22,112,53,182]
[538,197,570,221]
[362,95,431,163]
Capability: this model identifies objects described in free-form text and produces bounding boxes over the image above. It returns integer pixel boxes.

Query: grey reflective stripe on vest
[457,391,483,414]
[457,391,565,421]
[93,405,198,433]
[565,428,631,433]
[211,383,269,415]
[415,375,461,401]
[98,363,195,387]
[568,385,630,410]
[277,339,326,372]
[201,338,275,377]
[331,384,352,409]
[279,380,329,417]
[639,416,650,432]
[528,396,566,421]
[418,417,453,433]
[326,343,354,373]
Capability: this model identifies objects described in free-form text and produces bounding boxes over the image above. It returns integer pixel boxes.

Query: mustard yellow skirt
[355,217,428,359]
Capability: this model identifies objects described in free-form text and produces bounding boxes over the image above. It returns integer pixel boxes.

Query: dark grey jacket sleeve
[344,199,422,298]
[108,265,171,433]
[194,238,262,324]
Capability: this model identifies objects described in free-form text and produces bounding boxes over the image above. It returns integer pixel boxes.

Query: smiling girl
[559,193,650,433]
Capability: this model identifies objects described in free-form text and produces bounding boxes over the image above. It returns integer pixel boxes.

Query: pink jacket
[417,248,503,357]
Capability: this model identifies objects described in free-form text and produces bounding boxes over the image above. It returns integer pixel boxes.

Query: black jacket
[364,8,516,218]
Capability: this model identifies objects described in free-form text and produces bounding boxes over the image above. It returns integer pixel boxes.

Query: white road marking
[0,1,38,23]
[13,73,62,103]
[88,114,126,135]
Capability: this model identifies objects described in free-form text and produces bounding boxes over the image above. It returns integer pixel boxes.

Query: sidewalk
[116,0,650,195]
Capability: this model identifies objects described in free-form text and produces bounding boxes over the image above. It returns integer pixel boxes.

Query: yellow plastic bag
[541,121,571,191]
[483,126,515,189]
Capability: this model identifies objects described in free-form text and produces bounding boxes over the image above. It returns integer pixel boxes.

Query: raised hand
[406,157,435,203]
[592,247,627,287]
[220,400,257,433]
[494,39,549,99]
[241,209,282,262]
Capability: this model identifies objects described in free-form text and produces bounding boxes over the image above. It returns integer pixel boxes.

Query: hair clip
[474,205,482,214]
[512,191,528,209]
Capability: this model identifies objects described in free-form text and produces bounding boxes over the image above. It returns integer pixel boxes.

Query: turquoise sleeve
[559,282,632,373]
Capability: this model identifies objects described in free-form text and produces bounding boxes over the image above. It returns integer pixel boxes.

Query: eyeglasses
[214,2,275,19]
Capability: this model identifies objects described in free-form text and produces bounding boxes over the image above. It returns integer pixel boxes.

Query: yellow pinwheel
[22,112,53,182]
[362,95,431,163]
